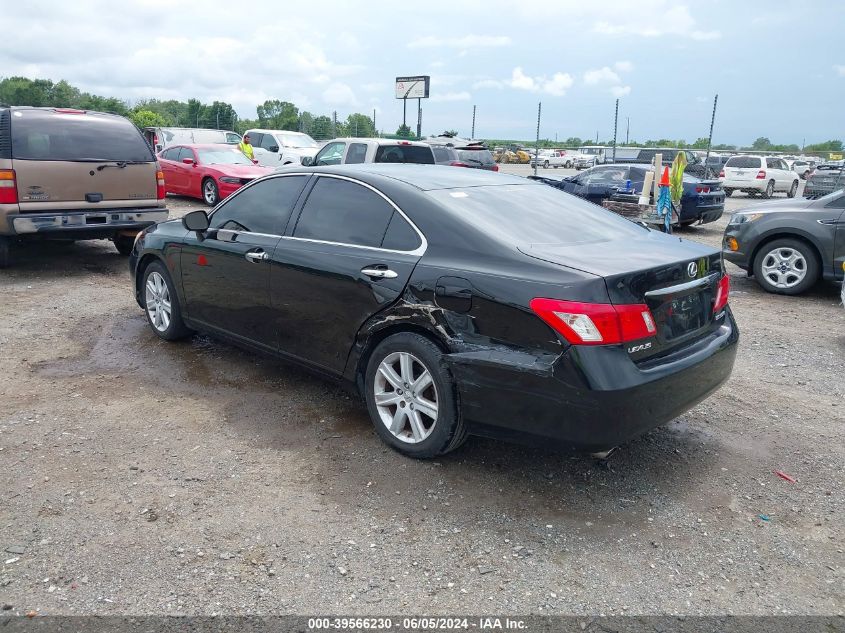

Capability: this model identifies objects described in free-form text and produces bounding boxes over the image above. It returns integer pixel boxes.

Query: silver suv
[304,138,434,166]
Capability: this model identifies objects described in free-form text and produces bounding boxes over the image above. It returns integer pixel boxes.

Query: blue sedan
[532,163,725,226]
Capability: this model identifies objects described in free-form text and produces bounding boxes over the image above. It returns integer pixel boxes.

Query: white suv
[720,155,799,198]
[305,138,434,166]
[245,129,319,167]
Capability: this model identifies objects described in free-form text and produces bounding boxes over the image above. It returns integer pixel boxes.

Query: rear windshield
[457,149,494,166]
[427,183,645,246]
[374,145,434,164]
[12,111,153,162]
[725,156,762,168]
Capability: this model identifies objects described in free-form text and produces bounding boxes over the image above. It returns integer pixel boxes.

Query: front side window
[314,142,346,166]
[197,148,253,165]
[162,147,180,161]
[260,134,278,151]
[225,132,241,144]
[210,175,308,235]
[294,177,395,248]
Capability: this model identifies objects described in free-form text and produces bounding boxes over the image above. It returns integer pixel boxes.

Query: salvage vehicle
[720,155,799,198]
[0,106,168,268]
[529,150,571,169]
[804,163,845,199]
[304,138,434,166]
[531,163,725,226]
[157,144,274,206]
[723,189,845,295]
[425,135,499,171]
[130,165,737,458]
[245,129,319,167]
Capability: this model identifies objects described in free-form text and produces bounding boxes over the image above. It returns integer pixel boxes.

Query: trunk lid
[519,233,725,360]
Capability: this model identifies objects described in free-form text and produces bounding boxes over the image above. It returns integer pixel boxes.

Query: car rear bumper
[7,208,168,236]
[721,178,765,191]
[447,310,739,452]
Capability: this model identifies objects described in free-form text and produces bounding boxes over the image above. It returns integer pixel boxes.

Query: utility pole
[533,102,542,177]
[332,111,337,138]
[373,109,377,137]
[703,94,719,174]
[612,99,619,162]
[417,98,422,139]
[626,117,630,145]
[471,105,476,139]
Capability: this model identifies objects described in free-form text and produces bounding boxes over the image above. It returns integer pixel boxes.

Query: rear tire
[202,178,219,206]
[762,180,775,199]
[113,235,135,256]
[724,188,733,197]
[142,261,192,340]
[787,180,798,198]
[543,160,549,168]
[364,332,465,459]
[0,237,10,269]
[753,238,819,296]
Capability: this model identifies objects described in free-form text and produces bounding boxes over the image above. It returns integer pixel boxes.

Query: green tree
[310,115,335,140]
[345,113,375,137]
[256,100,299,130]
[396,124,411,138]
[129,109,168,129]
[751,137,771,150]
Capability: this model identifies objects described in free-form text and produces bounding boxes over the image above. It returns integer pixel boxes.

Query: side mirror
[155,144,163,152]
[253,159,259,165]
[183,209,210,232]
[301,156,313,167]
[182,157,195,165]
[269,145,279,153]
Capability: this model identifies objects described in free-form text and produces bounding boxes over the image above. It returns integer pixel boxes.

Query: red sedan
[157,144,274,206]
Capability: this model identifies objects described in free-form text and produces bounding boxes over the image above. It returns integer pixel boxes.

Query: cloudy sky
[3,0,843,144]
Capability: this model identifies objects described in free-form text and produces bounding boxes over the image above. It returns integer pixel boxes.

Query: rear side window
[0,110,11,159]
[294,177,394,247]
[457,149,494,166]
[431,147,453,162]
[11,111,153,162]
[346,143,368,164]
[382,212,421,251]
[726,156,762,169]
[374,145,434,164]
[210,175,308,235]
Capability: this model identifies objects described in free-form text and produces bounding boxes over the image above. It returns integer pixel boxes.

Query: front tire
[113,235,135,256]
[543,160,549,168]
[753,238,819,295]
[724,188,733,197]
[142,261,192,340]
[364,333,465,458]
[202,178,219,206]
[787,180,798,198]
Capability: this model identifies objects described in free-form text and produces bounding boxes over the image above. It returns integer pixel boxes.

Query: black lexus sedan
[130,165,738,458]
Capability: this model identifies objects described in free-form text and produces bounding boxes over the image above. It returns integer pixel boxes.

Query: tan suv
[0,106,168,267]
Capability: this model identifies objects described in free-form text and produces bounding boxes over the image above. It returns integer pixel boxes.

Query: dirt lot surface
[0,171,843,617]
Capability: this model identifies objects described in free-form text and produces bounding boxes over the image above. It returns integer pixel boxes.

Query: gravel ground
[0,168,843,617]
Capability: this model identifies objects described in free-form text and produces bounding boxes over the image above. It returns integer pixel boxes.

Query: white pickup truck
[529,150,573,169]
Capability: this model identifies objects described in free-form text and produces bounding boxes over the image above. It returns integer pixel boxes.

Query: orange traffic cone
[659,166,670,186]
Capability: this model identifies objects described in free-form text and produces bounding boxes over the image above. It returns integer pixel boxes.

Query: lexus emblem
[687,262,699,278]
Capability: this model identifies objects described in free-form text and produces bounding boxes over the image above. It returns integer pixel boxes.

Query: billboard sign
[395,76,430,99]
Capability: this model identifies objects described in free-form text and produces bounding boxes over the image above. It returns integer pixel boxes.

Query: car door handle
[244,249,269,263]
[361,266,398,279]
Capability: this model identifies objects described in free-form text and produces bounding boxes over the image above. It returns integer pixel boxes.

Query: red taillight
[529,298,656,346]
[491,164,499,172]
[713,275,730,314]
[756,170,766,179]
[156,170,165,200]
[0,169,18,204]
[719,169,725,178]
[449,161,470,168]
[695,185,710,193]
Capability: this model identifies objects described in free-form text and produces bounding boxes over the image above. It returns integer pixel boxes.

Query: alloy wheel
[761,247,807,289]
[373,351,439,444]
[145,271,172,332]
[203,180,217,204]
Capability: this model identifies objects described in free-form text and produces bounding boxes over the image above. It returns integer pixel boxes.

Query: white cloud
[835,65,845,77]
[584,66,621,85]
[408,35,511,49]
[510,67,536,91]
[431,91,471,102]
[504,67,573,96]
[593,5,720,40]
[322,83,358,107]
[614,60,633,73]
[542,73,574,97]
[610,85,631,97]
